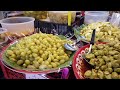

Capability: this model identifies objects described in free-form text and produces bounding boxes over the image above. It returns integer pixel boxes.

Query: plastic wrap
[84,11,109,24]
[48,11,76,24]
[109,13,120,27]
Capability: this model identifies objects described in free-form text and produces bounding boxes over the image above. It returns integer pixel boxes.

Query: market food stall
[0,11,120,79]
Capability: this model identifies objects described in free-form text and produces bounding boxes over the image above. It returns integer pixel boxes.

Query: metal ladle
[64,38,80,51]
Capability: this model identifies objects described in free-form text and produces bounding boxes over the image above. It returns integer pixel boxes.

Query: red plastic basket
[72,42,106,79]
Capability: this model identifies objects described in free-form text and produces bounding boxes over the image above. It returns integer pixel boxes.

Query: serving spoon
[82,29,96,67]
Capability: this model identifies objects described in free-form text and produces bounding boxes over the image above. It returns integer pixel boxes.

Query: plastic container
[0,17,35,37]
[48,11,76,24]
[84,11,109,24]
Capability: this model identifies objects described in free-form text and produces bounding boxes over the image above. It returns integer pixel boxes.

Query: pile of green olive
[6,33,73,70]
[80,22,120,42]
[84,41,120,79]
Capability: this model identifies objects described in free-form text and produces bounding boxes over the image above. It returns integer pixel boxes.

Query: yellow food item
[6,33,73,70]
[80,22,120,42]
[84,42,120,79]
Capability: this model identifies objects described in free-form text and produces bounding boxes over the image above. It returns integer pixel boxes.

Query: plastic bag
[109,13,120,27]
[48,11,76,24]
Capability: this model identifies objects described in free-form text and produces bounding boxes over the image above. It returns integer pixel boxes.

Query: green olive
[112,61,119,68]
[95,66,99,70]
[114,44,119,48]
[108,42,116,47]
[94,52,99,56]
[113,55,119,60]
[33,62,40,69]
[97,70,104,79]
[17,60,24,65]
[109,56,114,61]
[23,63,27,68]
[114,68,120,73]
[25,60,30,65]
[27,65,36,69]
[106,68,113,73]
[39,65,48,70]
[107,62,112,68]
[85,54,95,59]
[99,58,105,66]
[47,65,52,68]
[111,72,119,79]
[89,59,95,66]
[90,69,98,79]
[105,74,112,79]
[97,45,104,49]
[100,65,107,71]
[98,50,104,56]
[104,71,110,75]
[103,50,108,55]
[109,51,119,55]
[84,70,92,78]
[60,60,65,64]
[102,56,110,62]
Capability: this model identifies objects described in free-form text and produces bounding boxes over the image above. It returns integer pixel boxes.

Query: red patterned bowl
[72,42,106,79]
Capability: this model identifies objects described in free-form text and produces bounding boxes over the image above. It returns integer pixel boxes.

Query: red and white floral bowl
[72,42,106,79]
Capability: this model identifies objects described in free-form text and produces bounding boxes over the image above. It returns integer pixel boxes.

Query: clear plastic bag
[84,11,109,24]
[109,13,120,27]
[48,11,76,24]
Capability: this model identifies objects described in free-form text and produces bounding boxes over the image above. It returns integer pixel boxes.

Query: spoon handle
[90,29,96,45]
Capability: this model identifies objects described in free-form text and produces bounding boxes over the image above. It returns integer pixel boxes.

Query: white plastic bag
[109,13,120,27]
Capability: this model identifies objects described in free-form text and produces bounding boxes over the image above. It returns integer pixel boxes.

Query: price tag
[25,74,48,79]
